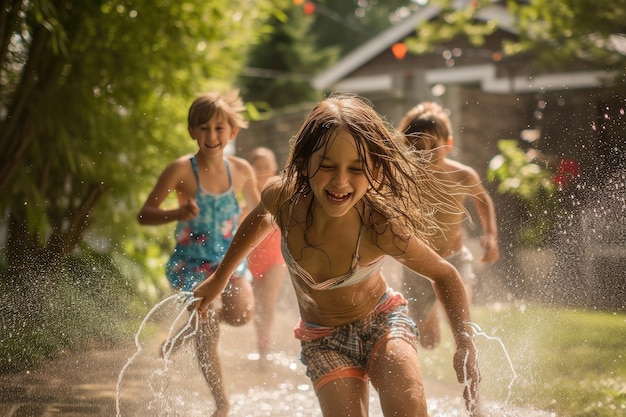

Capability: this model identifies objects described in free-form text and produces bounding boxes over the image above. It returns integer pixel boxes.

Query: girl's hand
[192,273,225,318]
[179,197,200,221]
[480,234,499,263]
[453,342,481,414]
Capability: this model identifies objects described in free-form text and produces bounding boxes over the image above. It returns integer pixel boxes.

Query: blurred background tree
[305,0,417,55]
[406,0,626,70]
[0,0,282,282]
[238,0,423,111]
[237,6,338,112]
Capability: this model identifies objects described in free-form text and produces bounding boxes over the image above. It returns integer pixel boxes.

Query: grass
[419,303,626,417]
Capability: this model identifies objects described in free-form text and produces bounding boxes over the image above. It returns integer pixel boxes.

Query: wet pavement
[0,259,555,417]
[3,289,303,417]
[0,307,465,417]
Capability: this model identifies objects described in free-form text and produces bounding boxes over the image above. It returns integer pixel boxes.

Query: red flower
[554,158,580,187]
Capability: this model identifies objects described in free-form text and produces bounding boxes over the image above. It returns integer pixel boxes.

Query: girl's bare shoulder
[225,154,256,185]
[260,176,285,215]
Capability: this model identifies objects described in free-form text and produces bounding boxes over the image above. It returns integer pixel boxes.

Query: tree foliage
[507,0,626,68]
[238,6,337,111]
[406,0,626,69]
[238,0,424,109]
[307,0,419,55]
[487,139,560,247]
[0,0,280,278]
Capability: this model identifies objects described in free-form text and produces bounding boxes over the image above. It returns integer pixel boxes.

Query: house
[236,2,625,309]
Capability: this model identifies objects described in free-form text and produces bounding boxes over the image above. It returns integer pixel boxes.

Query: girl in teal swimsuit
[192,93,481,417]
[165,156,249,291]
[138,91,259,417]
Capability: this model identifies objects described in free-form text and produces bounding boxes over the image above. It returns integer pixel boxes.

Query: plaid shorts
[296,292,419,391]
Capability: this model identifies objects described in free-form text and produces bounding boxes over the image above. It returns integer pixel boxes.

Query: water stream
[115,277,552,417]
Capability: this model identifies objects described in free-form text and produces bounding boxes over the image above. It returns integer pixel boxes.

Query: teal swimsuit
[165,157,247,291]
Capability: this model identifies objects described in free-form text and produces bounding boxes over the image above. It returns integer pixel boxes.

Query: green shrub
[487,139,563,247]
[0,249,159,372]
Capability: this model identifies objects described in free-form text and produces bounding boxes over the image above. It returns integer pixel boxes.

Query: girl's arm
[138,161,198,225]
[390,234,480,401]
[193,200,273,313]
[395,237,473,343]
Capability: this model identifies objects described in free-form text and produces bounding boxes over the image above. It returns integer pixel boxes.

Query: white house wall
[333,64,617,95]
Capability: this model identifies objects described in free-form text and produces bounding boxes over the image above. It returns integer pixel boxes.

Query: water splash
[160,294,201,360]
[115,292,199,417]
[467,322,519,416]
[115,291,548,417]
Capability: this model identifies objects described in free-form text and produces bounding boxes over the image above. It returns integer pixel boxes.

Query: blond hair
[188,90,248,129]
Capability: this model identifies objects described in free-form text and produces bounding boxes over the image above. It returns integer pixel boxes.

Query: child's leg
[252,264,286,355]
[220,276,254,326]
[369,338,428,417]
[402,272,440,350]
[316,377,369,417]
[416,301,441,350]
[195,311,229,417]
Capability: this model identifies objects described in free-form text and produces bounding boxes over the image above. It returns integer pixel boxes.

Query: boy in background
[398,101,500,349]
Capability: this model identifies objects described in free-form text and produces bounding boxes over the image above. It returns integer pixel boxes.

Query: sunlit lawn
[419,303,626,417]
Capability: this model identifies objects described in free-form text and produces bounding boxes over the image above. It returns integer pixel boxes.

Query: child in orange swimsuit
[193,93,481,417]
[246,147,287,359]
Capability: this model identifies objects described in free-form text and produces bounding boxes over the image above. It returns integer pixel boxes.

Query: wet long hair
[274,93,466,249]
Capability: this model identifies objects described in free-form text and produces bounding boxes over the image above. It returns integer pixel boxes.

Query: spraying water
[114,287,555,417]
[115,292,200,417]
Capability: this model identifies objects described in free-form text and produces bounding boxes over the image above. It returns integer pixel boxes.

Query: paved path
[0,260,554,416]
[0,324,467,417]
[0,291,312,417]
[0,269,463,417]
